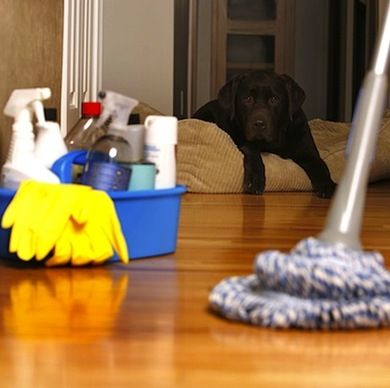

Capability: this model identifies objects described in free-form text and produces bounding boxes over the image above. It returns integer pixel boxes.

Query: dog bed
[177,112,390,193]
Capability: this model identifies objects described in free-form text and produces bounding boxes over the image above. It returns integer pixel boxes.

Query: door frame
[61,0,103,134]
[174,0,191,119]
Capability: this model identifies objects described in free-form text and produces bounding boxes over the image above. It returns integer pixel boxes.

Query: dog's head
[217,71,305,144]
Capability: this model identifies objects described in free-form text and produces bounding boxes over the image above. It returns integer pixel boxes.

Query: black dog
[192,70,336,198]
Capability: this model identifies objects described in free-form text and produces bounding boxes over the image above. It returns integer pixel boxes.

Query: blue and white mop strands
[209,237,390,329]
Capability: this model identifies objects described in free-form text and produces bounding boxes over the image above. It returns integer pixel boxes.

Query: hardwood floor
[1,182,390,387]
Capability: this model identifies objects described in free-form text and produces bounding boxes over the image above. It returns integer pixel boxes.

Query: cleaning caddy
[0,88,185,265]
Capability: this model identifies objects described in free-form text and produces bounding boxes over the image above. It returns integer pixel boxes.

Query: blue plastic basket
[0,150,186,261]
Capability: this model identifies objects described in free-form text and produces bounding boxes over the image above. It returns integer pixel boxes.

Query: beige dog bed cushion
[177,112,390,193]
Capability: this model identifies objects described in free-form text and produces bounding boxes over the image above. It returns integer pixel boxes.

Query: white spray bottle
[1,88,60,189]
[95,90,139,135]
[34,95,68,168]
[95,91,144,162]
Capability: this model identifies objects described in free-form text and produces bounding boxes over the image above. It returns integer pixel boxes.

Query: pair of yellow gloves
[1,180,129,266]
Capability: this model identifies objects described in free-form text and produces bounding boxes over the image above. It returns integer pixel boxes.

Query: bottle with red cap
[65,102,107,150]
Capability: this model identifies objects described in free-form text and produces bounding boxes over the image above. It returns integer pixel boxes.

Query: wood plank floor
[1,182,390,387]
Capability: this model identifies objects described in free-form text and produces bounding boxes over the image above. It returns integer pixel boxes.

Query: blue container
[0,150,186,261]
[0,187,19,261]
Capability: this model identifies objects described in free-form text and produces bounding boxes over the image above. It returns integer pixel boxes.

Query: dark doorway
[327,0,379,121]
[174,0,380,122]
[173,0,190,119]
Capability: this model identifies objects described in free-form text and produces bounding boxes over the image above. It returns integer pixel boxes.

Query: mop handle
[319,2,390,250]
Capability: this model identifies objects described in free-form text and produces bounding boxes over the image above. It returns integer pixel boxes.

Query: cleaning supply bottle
[81,91,139,191]
[34,102,68,169]
[65,102,104,150]
[1,88,60,189]
[144,115,178,189]
[125,123,145,162]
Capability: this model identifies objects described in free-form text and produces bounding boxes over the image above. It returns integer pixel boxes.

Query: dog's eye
[269,96,280,105]
[243,96,254,105]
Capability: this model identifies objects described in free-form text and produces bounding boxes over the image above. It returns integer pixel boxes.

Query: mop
[209,3,390,329]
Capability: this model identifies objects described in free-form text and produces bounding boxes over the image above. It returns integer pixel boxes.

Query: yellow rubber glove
[87,190,129,263]
[46,190,128,266]
[31,183,92,260]
[2,180,92,261]
[2,180,128,266]
[2,180,50,260]
[45,218,115,267]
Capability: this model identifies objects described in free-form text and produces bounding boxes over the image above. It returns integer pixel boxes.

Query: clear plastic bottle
[65,102,105,150]
[80,91,139,191]
[81,134,133,191]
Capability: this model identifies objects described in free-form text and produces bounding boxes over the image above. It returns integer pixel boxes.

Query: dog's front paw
[313,181,336,198]
[241,147,266,195]
[244,173,265,195]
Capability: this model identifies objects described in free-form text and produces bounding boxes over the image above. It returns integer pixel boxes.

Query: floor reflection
[2,268,128,342]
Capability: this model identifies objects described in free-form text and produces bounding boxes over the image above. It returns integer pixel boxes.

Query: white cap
[144,115,178,145]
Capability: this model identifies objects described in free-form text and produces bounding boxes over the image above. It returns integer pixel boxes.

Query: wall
[0,0,63,164]
[102,0,174,115]
[294,0,329,120]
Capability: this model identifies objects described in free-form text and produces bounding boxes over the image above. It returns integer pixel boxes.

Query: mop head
[209,237,390,329]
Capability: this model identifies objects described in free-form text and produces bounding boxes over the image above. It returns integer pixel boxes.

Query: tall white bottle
[144,115,178,189]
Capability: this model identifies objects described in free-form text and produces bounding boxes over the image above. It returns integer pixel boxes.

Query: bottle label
[82,161,131,191]
[144,144,175,189]
[144,144,161,164]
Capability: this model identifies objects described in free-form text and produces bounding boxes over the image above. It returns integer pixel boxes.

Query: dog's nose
[254,119,266,130]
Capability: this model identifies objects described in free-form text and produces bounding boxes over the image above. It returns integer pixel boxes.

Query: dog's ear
[280,74,306,119]
[217,73,247,120]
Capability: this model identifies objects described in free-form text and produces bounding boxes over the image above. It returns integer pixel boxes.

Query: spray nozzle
[95,90,139,130]
[4,88,51,124]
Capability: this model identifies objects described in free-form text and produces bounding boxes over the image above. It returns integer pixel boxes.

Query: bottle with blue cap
[81,91,139,191]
